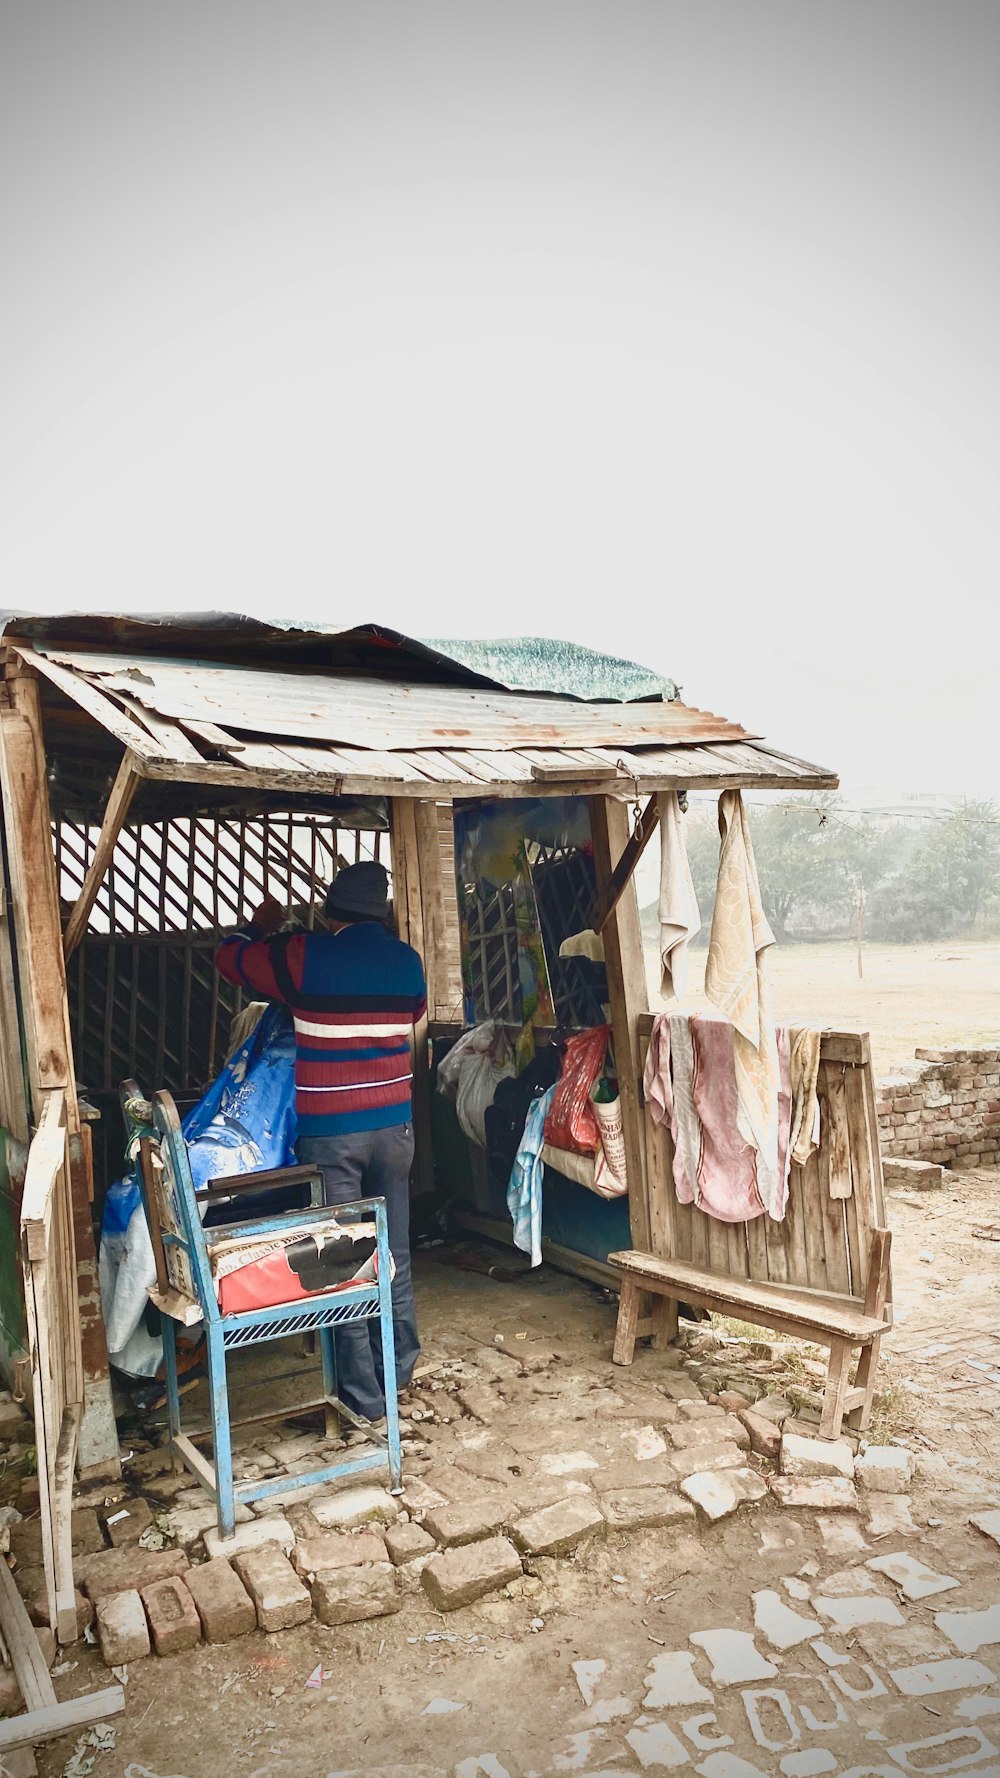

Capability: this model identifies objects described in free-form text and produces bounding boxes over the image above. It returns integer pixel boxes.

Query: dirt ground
[27,1163,999,1778]
[645,940,1000,1078]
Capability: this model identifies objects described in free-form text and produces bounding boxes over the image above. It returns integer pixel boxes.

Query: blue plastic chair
[138,1088,403,1540]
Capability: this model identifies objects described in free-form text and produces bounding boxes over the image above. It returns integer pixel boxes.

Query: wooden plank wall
[638,1019,885,1307]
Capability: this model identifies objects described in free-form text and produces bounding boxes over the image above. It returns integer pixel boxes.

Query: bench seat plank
[607,1249,888,1343]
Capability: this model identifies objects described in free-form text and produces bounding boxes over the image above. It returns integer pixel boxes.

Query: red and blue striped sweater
[214,923,427,1138]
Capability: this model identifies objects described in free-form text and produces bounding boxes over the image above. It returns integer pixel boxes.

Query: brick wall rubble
[875,1045,999,1169]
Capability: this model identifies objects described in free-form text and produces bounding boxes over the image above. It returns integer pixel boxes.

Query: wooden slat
[845,1062,876,1293]
[177,717,245,753]
[389,799,433,1195]
[783,1163,812,1284]
[607,1251,888,1341]
[0,1685,125,1756]
[0,1551,56,1712]
[10,645,168,758]
[826,1069,855,1200]
[589,795,652,1254]
[0,712,72,1092]
[815,1067,852,1294]
[62,752,142,959]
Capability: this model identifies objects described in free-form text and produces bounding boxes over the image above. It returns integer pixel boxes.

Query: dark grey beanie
[325,860,390,921]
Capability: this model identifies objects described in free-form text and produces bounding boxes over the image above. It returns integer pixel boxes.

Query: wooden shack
[2,611,872,1633]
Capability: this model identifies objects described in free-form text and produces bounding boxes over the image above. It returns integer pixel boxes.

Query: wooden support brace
[590,794,660,935]
[847,1226,891,1432]
[62,751,142,959]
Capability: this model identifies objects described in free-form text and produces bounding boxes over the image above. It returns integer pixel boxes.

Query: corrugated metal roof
[12,639,838,798]
[1,610,676,703]
[29,646,745,753]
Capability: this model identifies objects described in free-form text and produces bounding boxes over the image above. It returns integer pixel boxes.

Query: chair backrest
[147,1089,217,1320]
[638,1020,889,1309]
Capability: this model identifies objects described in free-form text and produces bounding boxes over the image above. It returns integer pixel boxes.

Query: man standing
[215,860,427,1424]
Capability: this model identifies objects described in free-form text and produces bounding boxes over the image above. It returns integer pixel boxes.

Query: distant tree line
[674,795,1000,944]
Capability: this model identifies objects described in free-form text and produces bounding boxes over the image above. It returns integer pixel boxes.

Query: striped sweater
[214,923,427,1138]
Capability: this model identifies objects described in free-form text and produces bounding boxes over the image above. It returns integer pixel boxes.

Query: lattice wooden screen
[460,843,608,1030]
[55,813,386,1095]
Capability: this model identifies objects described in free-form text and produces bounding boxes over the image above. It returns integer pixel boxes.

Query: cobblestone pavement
[11,1167,996,1778]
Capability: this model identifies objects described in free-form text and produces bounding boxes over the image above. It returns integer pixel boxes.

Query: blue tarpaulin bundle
[99,1004,298,1377]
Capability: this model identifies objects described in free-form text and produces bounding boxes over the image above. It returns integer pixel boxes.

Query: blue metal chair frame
[143,1089,403,1540]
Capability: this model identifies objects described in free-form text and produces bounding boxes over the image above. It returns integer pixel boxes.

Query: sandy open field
[645,937,999,1077]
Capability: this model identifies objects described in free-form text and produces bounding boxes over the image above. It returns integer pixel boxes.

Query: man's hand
[249,895,285,938]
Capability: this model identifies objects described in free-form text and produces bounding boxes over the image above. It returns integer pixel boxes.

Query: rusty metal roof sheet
[28,646,746,753]
[10,639,837,798]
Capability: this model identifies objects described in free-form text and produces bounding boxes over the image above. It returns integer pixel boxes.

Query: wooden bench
[609,1022,892,1441]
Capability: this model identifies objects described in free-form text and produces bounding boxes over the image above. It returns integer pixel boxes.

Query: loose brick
[96,1589,150,1665]
[456,1383,499,1424]
[421,1535,522,1612]
[310,1487,399,1531]
[184,1557,256,1642]
[780,1433,854,1481]
[291,1530,387,1579]
[669,1415,749,1452]
[103,1496,154,1548]
[71,1508,106,1556]
[141,1575,201,1655]
[204,1514,295,1560]
[422,1500,508,1547]
[770,1476,860,1512]
[233,1545,311,1631]
[311,1561,401,1625]
[599,1489,695,1531]
[855,1446,915,1492]
[737,1409,783,1461]
[669,1442,747,1481]
[384,1521,436,1565]
[78,1545,189,1603]
[511,1495,605,1557]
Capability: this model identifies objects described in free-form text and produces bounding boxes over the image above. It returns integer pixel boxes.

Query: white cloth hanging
[705,789,783,1214]
[658,791,701,999]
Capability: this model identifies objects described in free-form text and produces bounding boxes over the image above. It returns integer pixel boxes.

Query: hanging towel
[507,1083,556,1268]
[658,791,701,999]
[643,1012,793,1223]
[789,1025,822,1165]
[705,790,783,1214]
[558,929,605,963]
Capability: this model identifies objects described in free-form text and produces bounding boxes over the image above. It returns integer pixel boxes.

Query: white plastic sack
[437,1022,516,1148]
[591,1090,628,1194]
[98,1201,162,1378]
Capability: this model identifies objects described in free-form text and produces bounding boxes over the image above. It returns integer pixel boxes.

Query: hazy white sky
[2,3,996,795]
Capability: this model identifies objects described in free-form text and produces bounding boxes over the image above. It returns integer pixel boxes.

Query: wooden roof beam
[62,751,143,960]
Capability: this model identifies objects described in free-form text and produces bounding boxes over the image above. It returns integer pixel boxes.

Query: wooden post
[0,819,29,1145]
[0,669,119,1474]
[591,794,660,934]
[389,799,434,1195]
[589,795,653,1255]
[413,800,450,1025]
[62,752,142,960]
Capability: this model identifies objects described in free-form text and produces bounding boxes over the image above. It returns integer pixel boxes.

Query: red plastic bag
[544,1025,610,1155]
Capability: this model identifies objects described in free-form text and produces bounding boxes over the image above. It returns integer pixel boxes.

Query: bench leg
[650,1294,679,1350]
[848,1335,881,1433]
[847,1226,891,1433]
[613,1277,642,1366]
[819,1338,854,1441]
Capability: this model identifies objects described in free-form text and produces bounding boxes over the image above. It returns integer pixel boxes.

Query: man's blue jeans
[297,1122,420,1422]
